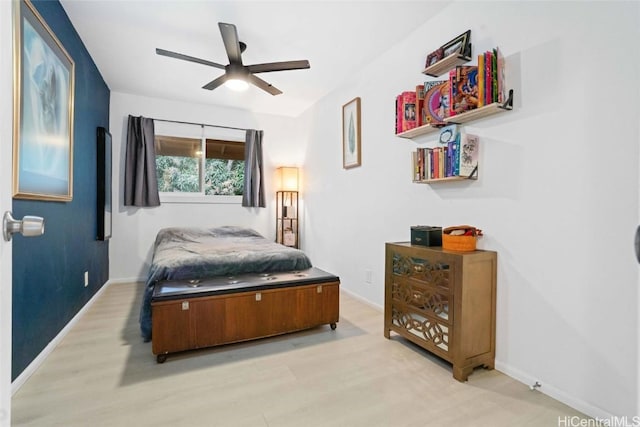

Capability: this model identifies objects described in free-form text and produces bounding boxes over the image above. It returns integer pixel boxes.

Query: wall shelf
[397,123,443,138]
[423,52,472,78]
[414,175,476,184]
[397,90,513,140]
[445,90,513,125]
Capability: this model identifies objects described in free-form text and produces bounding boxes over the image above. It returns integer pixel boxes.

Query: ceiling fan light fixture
[157,22,309,96]
[225,78,249,91]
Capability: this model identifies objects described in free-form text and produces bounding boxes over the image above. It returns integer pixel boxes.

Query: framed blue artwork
[13,0,75,201]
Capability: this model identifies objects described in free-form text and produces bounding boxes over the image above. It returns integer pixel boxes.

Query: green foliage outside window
[204,159,244,195]
[156,156,244,195]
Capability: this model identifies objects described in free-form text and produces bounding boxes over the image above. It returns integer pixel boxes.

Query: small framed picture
[441,30,471,58]
[425,48,444,68]
[342,97,361,169]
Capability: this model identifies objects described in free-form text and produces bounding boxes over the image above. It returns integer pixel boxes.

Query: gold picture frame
[342,97,361,169]
[13,0,75,201]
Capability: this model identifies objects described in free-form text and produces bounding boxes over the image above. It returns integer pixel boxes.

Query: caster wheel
[157,354,168,364]
[330,323,337,330]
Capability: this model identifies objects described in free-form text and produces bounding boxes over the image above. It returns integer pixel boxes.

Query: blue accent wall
[12,0,110,380]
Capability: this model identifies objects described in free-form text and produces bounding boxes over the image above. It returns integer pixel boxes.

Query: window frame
[154,124,245,205]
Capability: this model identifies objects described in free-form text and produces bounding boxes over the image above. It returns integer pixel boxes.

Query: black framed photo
[441,30,471,58]
[97,127,112,240]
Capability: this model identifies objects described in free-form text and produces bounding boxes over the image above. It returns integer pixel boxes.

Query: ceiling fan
[156,22,310,96]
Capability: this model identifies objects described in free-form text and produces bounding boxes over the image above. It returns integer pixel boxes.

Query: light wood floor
[12,282,588,426]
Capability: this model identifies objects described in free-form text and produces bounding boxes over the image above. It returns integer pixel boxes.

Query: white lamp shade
[276,167,299,191]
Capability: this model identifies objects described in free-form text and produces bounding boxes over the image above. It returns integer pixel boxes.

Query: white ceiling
[60,1,449,117]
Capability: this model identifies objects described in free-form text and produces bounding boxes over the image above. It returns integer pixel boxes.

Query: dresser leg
[384,328,390,339]
[453,365,472,382]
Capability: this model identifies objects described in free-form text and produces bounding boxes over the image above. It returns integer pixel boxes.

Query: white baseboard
[11,280,113,395]
[495,361,615,421]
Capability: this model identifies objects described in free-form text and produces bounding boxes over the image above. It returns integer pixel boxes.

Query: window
[153,122,245,202]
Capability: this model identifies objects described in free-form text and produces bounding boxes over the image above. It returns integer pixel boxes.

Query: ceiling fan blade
[246,74,282,96]
[202,74,229,90]
[156,48,225,69]
[247,60,311,74]
[218,22,243,65]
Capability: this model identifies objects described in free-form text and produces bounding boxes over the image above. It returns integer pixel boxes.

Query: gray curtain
[242,129,265,207]
[124,115,160,207]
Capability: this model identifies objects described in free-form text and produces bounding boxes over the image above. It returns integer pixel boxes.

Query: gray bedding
[140,226,312,341]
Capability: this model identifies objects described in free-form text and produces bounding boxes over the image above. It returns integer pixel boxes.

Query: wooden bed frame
[150,267,340,362]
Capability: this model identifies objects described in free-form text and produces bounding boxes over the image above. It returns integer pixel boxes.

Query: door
[0,1,12,425]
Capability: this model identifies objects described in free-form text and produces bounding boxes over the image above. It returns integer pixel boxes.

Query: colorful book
[477,53,484,108]
[446,143,451,177]
[496,46,505,103]
[415,84,425,127]
[484,51,492,105]
[453,65,479,114]
[427,148,434,179]
[448,69,457,117]
[452,133,460,176]
[448,140,454,176]
[401,91,417,131]
[433,148,439,179]
[423,80,449,124]
[459,133,479,177]
[492,48,498,103]
[396,94,403,134]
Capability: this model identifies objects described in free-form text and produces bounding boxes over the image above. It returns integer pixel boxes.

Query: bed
[140,226,340,362]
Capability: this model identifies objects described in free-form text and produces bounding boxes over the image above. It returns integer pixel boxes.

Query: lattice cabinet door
[384,242,497,382]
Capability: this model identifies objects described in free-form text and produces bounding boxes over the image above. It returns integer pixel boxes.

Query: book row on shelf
[412,125,479,182]
[395,45,506,134]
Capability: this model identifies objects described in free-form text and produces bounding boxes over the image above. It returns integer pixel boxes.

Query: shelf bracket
[499,89,514,110]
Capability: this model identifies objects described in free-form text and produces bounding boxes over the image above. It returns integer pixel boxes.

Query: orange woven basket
[442,225,482,252]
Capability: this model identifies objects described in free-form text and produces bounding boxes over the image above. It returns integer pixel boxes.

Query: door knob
[2,211,45,242]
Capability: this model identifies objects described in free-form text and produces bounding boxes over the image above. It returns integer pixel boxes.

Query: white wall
[299,1,639,420]
[109,92,302,281]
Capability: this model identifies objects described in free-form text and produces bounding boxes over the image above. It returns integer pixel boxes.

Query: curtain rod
[149,117,248,132]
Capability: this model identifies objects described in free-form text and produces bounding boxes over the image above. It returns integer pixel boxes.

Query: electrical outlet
[84,271,89,287]
[365,270,373,284]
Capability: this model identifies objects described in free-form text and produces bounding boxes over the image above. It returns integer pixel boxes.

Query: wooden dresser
[384,242,497,381]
